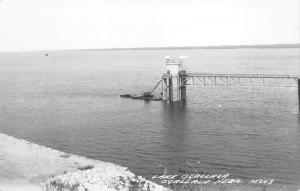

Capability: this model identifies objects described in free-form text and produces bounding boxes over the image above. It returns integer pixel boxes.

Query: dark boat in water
[120,92,162,101]
[120,80,163,101]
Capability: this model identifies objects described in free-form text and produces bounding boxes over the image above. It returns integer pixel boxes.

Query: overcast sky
[0,0,299,52]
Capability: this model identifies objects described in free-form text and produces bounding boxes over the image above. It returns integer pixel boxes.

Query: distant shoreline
[80,43,300,51]
[0,43,300,53]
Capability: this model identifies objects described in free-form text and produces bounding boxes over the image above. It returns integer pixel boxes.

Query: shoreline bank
[0,133,169,191]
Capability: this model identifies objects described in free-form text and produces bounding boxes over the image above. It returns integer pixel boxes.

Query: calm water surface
[0,48,300,186]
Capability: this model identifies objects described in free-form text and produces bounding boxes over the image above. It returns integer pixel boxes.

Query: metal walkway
[181,73,300,87]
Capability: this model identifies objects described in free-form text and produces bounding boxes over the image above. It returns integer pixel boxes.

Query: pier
[159,56,300,106]
[121,56,300,106]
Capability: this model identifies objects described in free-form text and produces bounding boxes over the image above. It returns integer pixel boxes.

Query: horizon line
[1,43,300,53]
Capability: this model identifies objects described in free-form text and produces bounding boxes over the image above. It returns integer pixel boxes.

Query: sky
[0,0,299,52]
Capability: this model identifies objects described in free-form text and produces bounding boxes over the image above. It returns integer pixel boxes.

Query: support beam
[180,75,187,100]
[162,77,169,101]
[298,79,300,109]
[162,75,182,102]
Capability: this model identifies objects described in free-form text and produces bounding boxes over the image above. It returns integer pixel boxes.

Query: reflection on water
[160,102,188,172]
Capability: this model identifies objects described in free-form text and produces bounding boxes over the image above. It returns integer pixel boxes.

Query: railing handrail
[186,73,300,79]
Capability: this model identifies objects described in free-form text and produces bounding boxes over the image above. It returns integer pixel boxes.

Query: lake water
[0,48,300,186]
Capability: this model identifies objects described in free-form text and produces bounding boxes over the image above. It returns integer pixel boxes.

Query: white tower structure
[162,56,187,101]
